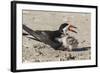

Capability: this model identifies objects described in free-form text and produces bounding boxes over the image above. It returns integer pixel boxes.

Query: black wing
[23,24,62,49]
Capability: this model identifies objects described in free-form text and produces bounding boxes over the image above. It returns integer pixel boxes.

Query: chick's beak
[68,25,77,33]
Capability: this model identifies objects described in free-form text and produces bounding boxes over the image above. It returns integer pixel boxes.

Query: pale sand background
[22,10,91,63]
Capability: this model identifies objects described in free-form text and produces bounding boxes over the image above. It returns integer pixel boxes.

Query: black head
[59,23,77,34]
[59,23,69,33]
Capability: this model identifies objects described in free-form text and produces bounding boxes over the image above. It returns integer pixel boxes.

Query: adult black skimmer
[23,23,78,50]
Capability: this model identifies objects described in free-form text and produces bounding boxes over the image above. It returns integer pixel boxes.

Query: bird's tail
[23,24,43,42]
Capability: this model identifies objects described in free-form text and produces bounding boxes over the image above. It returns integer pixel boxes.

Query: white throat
[62,25,69,35]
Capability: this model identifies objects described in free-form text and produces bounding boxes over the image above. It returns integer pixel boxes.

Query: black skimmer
[23,23,78,50]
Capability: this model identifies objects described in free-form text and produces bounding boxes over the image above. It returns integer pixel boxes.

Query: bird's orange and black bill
[68,25,77,33]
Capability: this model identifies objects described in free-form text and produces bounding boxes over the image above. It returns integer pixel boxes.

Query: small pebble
[55,55,59,57]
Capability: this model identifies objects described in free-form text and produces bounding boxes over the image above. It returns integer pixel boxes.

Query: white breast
[61,36,68,47]
[55,34,69,47]
[55,37,62,43]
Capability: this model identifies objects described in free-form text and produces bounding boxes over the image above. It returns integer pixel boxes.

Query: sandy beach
[22,10,91,63]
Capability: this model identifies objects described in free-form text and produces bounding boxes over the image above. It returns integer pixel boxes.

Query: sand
[22,10,91,63]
